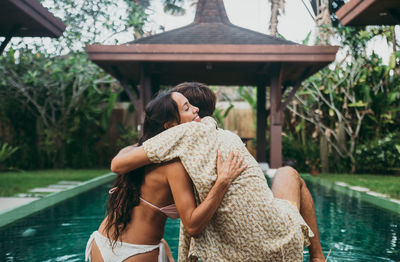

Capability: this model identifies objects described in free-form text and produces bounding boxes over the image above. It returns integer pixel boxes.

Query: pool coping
[0,172,116,228]
[301,174,400,215]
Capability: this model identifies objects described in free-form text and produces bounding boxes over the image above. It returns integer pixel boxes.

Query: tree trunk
[269,0,280,37]
[53,132,64,169]
[315,0,332,44]
[320,134,329,173]
[337,121,346,153]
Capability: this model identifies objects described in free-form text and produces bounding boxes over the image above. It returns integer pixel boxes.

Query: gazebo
[86,0,338,168]
[0,0,66,54]
[336,0,400,26]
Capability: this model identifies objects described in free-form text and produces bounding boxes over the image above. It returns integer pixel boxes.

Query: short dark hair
[171,82,216,118]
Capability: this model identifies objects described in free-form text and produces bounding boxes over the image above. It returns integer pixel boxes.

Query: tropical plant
[355,133,400,174]
[287,24,400,173]
[213,103,234,129]
[0,49,119,168]
[0,143,19,165]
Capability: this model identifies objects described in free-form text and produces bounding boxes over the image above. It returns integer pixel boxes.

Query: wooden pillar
[270,64,283,168]
[256,85,267,162]
[151,76,160,96]
[138,64,152,134]
[140,64,152,104]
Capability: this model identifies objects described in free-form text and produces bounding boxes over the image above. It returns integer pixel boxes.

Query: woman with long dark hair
[85,90,246,262]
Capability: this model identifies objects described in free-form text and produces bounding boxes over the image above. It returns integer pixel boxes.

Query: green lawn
[0,169,109,197]
[2,169,399,201]
[315,173,400,200]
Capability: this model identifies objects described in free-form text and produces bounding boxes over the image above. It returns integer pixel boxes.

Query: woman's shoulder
[201,116,217,127]
[149,159,185,173]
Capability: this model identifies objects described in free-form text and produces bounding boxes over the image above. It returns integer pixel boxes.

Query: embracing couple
[85,82,325,262]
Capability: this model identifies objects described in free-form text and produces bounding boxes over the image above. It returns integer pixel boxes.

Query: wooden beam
[279,80,302,111]
[336,0,375,26]
[270,63,283,168]
[86,44,339,63]
[279,64,312,111]
[256,84,267,162]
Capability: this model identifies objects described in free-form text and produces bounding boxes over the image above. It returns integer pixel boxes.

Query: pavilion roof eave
[336,0,400,26]
[86,44,338,86]
[86,44,339,63]
[0,0,66,38]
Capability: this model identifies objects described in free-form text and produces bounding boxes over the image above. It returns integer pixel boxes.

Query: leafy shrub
[0,143,19,170]
[264,133,319,172]
[355,133,400,174]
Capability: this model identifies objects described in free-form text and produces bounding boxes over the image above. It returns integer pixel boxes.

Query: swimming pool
[0,180,399,261]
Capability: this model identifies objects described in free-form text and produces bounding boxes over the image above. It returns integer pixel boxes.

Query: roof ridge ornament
[194,0,231,24]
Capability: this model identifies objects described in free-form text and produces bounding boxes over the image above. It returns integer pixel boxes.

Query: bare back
[93,160,182,262]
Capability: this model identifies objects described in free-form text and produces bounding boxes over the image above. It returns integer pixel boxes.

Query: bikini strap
[140,197,162,211]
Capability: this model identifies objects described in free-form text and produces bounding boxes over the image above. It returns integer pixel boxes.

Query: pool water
[0,181,399,261]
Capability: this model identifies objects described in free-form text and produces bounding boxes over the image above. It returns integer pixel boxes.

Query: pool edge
[301,174,400,215]
[0,172,116,228]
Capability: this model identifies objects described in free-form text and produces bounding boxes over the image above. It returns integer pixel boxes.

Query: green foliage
[238,86,257,113]
[0,48,120,169]
[0,143,19,169]
[162,0,187,15]
[213,103,234,129]
[282,134,319,172]
[5,0,150,54]
[116,123,140,149]
[280,24,400,173]
[355,133,400,174]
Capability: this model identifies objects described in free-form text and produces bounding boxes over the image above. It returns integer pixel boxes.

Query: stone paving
[0,180,82,213]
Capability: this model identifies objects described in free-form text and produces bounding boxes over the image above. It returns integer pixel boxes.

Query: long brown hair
[104,90,181,246]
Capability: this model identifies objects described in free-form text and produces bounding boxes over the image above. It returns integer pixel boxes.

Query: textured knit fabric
[143,117,314,262]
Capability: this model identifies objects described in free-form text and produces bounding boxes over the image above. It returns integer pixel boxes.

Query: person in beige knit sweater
[111,83,325,262]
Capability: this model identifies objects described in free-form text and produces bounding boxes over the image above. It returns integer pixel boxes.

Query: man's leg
[271,166,325,262]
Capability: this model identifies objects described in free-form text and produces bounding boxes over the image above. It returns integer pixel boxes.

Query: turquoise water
[0,181,399,261]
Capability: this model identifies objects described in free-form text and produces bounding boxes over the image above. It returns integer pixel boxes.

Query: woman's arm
[110,146,150,174]
[166,151,247,237]
[111,119,214,175]
[160,239,175,262]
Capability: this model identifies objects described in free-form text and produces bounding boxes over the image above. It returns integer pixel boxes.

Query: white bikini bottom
[85,231,169,262]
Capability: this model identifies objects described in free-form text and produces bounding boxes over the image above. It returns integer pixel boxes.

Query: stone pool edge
[0,173,116,228]
[301,174,400,215]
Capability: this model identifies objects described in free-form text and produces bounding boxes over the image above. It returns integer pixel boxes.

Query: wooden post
[151,76,160,97]
[138,64,152,134]
[256,85,267,162]
[270,64,283,168]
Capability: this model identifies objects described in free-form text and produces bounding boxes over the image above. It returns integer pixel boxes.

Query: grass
[0,169,109,197]
[315,173,400,200]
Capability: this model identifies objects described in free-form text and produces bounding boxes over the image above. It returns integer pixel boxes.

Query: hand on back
[216,150,247,185]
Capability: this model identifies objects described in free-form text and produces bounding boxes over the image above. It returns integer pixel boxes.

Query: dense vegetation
[0,1,399,175]
[283,25,400,174]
